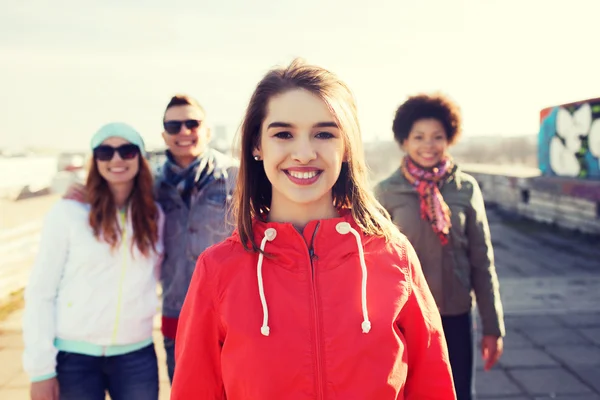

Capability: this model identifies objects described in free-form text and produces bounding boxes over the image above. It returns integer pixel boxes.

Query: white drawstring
[256,223,371,337]
[336,222,372,334]
[257,228,277,336]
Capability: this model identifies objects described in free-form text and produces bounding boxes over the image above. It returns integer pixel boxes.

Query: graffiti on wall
[538,97,600,179]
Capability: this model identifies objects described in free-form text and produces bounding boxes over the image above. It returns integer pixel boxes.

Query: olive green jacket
[374,166,505,337]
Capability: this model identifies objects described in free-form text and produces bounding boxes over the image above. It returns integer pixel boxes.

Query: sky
[1,0,599,151]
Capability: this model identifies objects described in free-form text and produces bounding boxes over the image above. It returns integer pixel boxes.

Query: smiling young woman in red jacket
[170,59,457,400]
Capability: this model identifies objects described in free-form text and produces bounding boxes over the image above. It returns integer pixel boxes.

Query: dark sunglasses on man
[93,144,140,161]
[163,119,201,135]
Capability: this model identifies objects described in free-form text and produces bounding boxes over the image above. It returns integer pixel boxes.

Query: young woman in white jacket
[22,122,164,400]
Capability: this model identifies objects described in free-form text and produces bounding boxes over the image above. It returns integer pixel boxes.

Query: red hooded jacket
[171,213,456,399]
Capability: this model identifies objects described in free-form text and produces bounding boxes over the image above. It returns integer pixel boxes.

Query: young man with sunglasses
[156,95,238,383]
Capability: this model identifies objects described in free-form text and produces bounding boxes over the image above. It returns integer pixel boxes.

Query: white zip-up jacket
[22,199,164,380]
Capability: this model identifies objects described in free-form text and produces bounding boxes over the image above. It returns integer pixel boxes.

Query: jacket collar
[231,209,368,271]
[232,209,373,337]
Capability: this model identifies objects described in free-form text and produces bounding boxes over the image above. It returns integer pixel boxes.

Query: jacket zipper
[307,223,324,400]
[110,210,129,351]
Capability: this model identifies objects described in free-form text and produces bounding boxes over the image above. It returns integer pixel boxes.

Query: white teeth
[177,141,193,146]
[109,167,127,172]
[289,171,318,179]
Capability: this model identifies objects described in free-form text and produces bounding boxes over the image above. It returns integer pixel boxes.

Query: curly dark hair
[392,93,462,145]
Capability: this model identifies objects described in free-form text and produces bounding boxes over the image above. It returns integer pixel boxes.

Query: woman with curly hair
[375,93,505,400]
[22,123,165,400]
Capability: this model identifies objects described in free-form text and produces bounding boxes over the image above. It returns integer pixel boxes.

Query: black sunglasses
[163,119,201,135]
[93,144,140,161]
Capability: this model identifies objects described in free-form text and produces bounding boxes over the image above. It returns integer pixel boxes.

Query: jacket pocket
[56,280,94,337]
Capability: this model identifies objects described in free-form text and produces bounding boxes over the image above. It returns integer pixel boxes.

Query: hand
[30,377,59,400]
[481,335,503,371]
[63,183,86,203]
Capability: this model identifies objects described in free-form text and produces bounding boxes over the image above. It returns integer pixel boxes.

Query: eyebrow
[266,121,339,129]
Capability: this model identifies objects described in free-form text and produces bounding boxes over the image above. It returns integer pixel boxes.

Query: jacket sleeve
[171,253,226,399]
[466,181,505,337]
[398,241,457,400]
[22,201,70,381]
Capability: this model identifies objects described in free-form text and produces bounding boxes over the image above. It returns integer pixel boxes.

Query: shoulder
[364,232,411,273]
[200,235,247,268]
[40,199,87,234]
[374,169,413,211]
[452,169,480,197]
[196,236,251,282]
[211,149,239,170]
[455,170,478,186]
[50,199,88,217]
[375,168,405,190]
[374,168,412,195]
[210,150,239,187]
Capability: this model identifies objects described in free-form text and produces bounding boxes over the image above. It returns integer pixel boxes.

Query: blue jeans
[441,312,476,400]
[56,344,159,400]
[163,337,176,383]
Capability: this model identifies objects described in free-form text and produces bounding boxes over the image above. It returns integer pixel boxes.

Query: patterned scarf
[163,150,215,206]
[401,156,454,245]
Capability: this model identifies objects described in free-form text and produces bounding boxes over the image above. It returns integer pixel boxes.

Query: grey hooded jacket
[374,166,505,337]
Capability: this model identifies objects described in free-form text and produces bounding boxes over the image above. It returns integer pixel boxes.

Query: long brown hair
[233,58,399,252]
[86,156,159,257]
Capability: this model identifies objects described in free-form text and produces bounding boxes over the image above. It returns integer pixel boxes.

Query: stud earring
[253,155,260,161]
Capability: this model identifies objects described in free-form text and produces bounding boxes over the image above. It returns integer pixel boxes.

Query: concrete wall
[463,164,600,235]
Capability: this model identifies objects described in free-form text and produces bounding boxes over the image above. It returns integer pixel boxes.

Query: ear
[205,127,212,141]
[161,131,169,144]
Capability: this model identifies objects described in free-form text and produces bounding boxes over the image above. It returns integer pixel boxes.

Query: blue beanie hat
[90,122,146,156]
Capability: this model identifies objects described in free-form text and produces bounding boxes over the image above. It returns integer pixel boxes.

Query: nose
[292,136,317,164]
[178,124,192,135]
[422,137,436,147]
[111,151,124,162]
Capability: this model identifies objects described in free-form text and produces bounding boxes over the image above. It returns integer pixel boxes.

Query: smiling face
[402,118,449,168]
[254,89,345,220]
[162,104,210,167]
[95,137,140,185]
